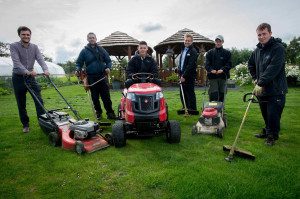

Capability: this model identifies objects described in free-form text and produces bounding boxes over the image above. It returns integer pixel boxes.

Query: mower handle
[243,93,259,103]
[132,73,154,80]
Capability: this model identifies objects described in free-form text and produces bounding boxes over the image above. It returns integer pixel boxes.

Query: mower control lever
[243,93,259,103]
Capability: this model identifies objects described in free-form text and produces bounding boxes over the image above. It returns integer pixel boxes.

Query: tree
[58,60,76,81]
[41,52,53,62]
[230,48,253,67]
[0,42,10,57]
[286,37,300,65]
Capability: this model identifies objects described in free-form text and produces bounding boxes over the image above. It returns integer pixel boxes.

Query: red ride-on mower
[24,75,112,154]
[112,73,181,147]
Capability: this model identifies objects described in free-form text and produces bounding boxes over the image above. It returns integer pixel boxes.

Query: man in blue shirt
[178,33,198,111]
[76,32,116,120]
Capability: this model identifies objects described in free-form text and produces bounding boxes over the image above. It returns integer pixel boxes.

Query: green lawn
[0,85,299,199]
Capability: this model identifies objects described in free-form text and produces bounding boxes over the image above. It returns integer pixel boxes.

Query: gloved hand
[105,68,110,75]
[252,79,257,85]
[253,84,263,96]
[75,70,81,77]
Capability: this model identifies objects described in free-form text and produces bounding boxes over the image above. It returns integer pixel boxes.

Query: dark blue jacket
[178,45,198,83]
[126,54,158,79]
[248,37,288,96]
[76,44,112,76]
[205,46,232,79]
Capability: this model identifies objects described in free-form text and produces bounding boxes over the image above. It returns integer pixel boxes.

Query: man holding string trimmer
[248,23,287,146]
[76,32,116,120]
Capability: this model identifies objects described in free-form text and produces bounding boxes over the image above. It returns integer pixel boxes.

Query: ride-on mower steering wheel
[132,73,154,83]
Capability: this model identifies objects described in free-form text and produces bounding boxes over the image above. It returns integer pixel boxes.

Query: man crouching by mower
[76,32,116,120]
[248,23,287,146]
[125,41,161,88]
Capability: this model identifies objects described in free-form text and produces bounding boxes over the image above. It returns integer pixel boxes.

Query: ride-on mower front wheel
[112,121,126,148]
[166,120,181,143]
[48,132,61,147]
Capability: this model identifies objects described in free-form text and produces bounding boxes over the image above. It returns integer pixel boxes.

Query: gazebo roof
[154,28,214,54]
[99,31,153,57]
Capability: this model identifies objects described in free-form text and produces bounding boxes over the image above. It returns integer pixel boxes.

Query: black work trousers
[180,82,197,110]
[88,76,114,115]
[258,95,286,139]
[12,74,45,127]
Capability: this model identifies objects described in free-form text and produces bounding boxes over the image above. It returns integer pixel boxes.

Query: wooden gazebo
[99,31,153,61]
[154,28,215,68]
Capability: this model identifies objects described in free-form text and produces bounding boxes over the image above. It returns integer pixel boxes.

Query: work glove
[105,68,110,75]
[252,79,257,85]
[253,84,263,96]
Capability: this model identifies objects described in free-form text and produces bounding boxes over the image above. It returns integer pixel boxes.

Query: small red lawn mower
[191,81,227,138]
[24,75,112,154]
[112,73,181,147]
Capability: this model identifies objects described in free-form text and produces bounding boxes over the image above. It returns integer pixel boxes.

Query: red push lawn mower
[24,75,112,154]
[112,73,181,147]
[191,80,227,138]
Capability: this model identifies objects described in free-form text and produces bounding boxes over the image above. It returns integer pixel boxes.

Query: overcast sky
[1,0,299,63]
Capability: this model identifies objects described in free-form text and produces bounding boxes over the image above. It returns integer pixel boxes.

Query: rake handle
[228,93,254,157]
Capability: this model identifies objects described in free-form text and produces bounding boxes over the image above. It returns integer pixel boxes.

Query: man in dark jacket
[125,41,160,88]
[248,23,287,146]
[76,32,116,120]
[178,33,198,111]
[205,35,232,102]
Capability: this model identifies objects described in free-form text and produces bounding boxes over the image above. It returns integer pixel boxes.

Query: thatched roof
[154,28,214,54]
[99,31,153,57]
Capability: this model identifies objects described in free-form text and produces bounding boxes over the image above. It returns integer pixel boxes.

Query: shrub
[165,72,179,83]
[285,64,300,82]
[233,63,252,85]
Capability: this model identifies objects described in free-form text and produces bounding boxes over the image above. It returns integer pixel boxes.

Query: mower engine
[192,101,226,137]
[69,119,99,140]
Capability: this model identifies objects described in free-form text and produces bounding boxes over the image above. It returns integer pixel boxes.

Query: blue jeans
[258,95,286,138]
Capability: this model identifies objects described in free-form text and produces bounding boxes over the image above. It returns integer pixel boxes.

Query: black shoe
[254,128,267,139]
[96,113,102,120]
[265,135,275,146]
[107,112,116,120]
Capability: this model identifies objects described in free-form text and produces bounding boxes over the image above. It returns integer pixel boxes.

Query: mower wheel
[217,129,224,138]
[75,141,85,155]
[223,115,228,128]
[105,133,114,145]
[166,120,181,143]
[112,121,126,148]
[48,132,61,147]
[191,125,197,135]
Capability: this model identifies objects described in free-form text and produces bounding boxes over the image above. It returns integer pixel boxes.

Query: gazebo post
[159,54,163,69]
[156,52,159,68]
[127,46,132,60]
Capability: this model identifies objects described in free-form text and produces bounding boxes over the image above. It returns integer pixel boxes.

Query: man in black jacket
[76,32,116,120]
[205,35,232,102]
[178,33,198,111]
[125,41,160,88]
[248,23,287,146]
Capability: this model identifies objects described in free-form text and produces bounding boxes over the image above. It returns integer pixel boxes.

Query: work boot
[254,128,267,139]
[23,126,29,133]
[96,113,102,120]
[107,112,116,120]
[265,135,275,146]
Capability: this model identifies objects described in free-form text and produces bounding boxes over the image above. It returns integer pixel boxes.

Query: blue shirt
[180,47,189,71]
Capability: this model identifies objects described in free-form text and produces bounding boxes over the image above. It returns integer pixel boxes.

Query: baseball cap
[215,35,224,42]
